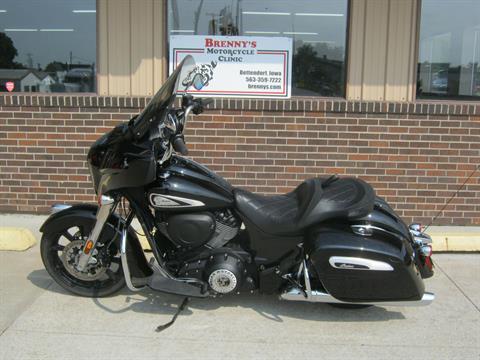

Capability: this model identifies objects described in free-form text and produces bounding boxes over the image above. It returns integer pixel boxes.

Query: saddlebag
[305,226,425,303]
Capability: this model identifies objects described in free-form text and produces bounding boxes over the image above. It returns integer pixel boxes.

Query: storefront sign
[169,35,292,98]
[5,81,14,92]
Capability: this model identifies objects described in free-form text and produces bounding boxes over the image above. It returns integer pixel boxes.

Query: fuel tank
[147,155,234,211]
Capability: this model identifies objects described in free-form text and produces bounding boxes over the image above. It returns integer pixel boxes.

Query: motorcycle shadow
[28,270,405,322]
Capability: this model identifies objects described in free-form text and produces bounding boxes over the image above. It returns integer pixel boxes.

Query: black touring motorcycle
[40,56,435,309]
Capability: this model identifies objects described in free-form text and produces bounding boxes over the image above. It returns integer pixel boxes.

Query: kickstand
[155,297,190,333]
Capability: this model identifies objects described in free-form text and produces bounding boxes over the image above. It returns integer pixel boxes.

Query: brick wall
[0,95,479,225]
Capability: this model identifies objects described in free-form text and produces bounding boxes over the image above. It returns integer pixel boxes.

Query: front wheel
[40,214,125,297]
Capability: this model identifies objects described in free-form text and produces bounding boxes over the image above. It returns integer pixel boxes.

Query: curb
[0,227,37,251]
[430,234,480,252]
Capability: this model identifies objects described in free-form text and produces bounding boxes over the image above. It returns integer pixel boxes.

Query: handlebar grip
[172,135,188,155]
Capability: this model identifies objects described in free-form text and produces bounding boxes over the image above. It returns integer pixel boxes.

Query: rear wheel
[40,216,125,297]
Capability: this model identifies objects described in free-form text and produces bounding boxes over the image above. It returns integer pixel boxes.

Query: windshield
[131,55,196,140]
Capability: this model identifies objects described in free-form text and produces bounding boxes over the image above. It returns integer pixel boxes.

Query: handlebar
[150,95,213,157]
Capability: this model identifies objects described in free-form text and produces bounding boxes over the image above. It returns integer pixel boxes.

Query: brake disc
[60,240,107,281]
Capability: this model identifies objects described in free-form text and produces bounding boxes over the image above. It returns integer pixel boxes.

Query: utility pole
[26,53,33,69]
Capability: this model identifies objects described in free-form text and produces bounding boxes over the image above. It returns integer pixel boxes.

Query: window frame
[414,0,480,101]
[165,0,350,100]
[0,0,98,96]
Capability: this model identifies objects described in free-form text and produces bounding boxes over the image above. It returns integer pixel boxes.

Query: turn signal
[84,240,94,254]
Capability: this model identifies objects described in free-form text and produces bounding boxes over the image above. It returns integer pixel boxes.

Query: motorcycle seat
[234,177,375,236]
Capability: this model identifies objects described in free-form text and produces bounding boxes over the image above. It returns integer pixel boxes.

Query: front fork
[76,195,117,272]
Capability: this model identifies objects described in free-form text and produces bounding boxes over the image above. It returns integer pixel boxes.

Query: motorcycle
[40,55,435,308]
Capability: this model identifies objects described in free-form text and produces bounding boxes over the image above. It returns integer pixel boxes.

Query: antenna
[423,163,480,232]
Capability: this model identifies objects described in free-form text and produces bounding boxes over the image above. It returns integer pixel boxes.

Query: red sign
[5,81,14,92]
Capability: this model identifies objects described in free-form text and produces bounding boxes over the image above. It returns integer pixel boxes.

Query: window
[168,0,348,97]
[0,0,96,93]
[417,0,480,100]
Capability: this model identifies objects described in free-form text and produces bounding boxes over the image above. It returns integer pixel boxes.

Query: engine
[156,209,253,294]
[157,209,239,250]
[206,209,239,248]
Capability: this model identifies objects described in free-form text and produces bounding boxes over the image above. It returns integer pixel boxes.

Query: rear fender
[40,204,152,278]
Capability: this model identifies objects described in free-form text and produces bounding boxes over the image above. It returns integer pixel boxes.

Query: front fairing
[131,55,195,141]
[87,122,157,195]
[87,56,196,194]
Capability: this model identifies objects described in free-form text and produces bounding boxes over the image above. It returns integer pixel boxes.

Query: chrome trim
[149,193,205,208]
[76,195,115,271]
[409,223,422,232]
[410,229,433,245]
[165,113,177,132]
[280,288,435,306]
[351,224,403,240]
[303,259,311,296]
[99,195,115,205]
[50,204,71,214]
[158,144,172,165]
[184,104,195,125]
[329,256,394,271]
[350,225,373,236]
[120,229,144,292]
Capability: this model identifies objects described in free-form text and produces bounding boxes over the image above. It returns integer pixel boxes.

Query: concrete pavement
[0,214,479,360]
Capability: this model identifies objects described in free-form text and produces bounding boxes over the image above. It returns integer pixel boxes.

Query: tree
[45,61,67,73]
[293,44,318,89]
[0,32,24,69]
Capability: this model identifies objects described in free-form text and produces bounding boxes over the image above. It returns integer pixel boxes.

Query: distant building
[0,69,55,93]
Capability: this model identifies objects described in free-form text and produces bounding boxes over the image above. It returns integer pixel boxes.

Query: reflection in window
[168,0,348,97]
[0,0,96,93]
[417,0,480,99]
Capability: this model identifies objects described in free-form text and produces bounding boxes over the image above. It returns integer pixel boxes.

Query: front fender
[40,203,152,278]
[40,204,98,233]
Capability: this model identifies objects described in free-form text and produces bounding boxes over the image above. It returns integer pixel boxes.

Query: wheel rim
[46,220,123,291]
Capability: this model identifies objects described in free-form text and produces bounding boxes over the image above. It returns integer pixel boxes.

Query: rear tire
[40,215,125,297]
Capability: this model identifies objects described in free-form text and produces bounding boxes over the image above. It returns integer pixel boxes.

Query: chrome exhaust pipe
[280,287,435,307]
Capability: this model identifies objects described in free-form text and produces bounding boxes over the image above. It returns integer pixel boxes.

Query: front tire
[40,214,125,297]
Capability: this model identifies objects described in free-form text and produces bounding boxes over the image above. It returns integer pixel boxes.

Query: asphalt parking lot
[0,214,479,360]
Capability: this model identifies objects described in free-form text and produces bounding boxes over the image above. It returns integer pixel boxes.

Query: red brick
[0,96,478,225]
